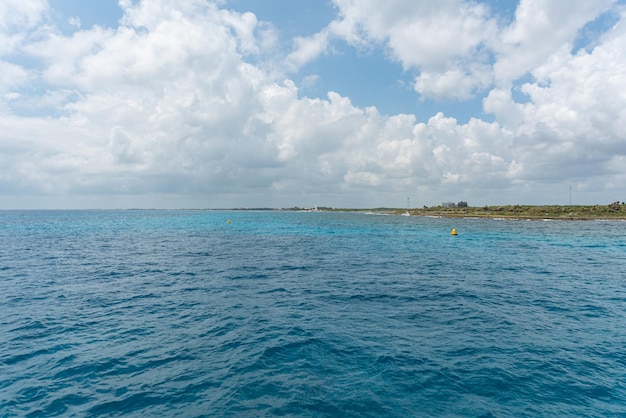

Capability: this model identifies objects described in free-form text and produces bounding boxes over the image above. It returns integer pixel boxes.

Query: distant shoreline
[354,204,626,221]
[3,205,625,220]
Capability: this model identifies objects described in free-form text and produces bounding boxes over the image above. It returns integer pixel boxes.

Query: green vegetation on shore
[390,202,626,220]
[308,202,625,220]
[220,202,626,220]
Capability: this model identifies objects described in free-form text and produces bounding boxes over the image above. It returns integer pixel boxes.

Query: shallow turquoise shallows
[1,210,625,417]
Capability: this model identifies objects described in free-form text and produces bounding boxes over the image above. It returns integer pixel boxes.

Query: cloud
[323,0,498,100]
[0,0,625,208]
[0,61,30,95]
[300,0,619,102]
[414,64,493,101]
[285,0,496,77]
[0,0,47,53]
[68,17,81,29]
[284,29,332,71]
[0,0,47,100]
[487,9,626,176]
[493,0,617,84]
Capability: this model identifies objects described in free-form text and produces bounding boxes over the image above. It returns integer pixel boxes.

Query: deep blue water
[1,210,626,417]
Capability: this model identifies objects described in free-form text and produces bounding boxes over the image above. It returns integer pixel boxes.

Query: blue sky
[1,0,625,208]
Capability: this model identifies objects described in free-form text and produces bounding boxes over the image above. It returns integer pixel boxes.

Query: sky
[1,0,625,209]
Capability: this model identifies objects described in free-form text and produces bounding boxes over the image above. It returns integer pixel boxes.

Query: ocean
[1,210,625,417]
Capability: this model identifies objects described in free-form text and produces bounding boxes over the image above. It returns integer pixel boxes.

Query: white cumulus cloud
[0,0,625,208]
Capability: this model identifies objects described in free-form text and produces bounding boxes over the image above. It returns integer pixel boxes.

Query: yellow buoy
[451,228,457,235]
[227,219,231,224]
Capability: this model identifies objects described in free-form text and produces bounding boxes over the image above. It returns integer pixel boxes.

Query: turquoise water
[1,210,626,417]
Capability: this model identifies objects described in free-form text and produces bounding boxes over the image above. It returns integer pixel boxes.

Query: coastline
[317,204,626,221]
[8,206,622,221]
[396,204,626,221]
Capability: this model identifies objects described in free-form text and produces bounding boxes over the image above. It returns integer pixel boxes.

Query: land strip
[389,203,626,220]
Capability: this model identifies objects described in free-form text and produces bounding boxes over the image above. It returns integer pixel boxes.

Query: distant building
[441,201,468,208]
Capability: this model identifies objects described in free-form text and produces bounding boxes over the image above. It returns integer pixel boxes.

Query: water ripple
[1,210,625,416]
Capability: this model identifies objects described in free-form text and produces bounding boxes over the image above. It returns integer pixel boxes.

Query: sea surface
[1,210,626,417]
